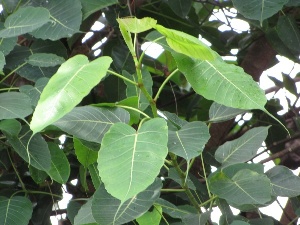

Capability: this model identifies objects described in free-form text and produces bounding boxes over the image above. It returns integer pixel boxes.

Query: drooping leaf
[30,0,82,40]
[117,17,157,33]
[215,127,269,166]
[173,52,267,110]
[0,92,33,119]
[92,179,162,225]
[155,25,216,60]
[0,7,50,38]
[30,55,112,134]
[27,53,65,67]
[209,102,246,123]
[88,163,101,189]
[0,196,33,225]
[0,119,21,136]
[168,121,210,161]
[209,169,272,205]
[74,198,97,225]
[266,165,300,197]
[80,0,118,20]
[47,142,70,184]
[232,0,288,24]
[98,118,168,201]
[54,106,129,143]
[136,205,162,225]
[74,137,98,168]
[167,0,192,18]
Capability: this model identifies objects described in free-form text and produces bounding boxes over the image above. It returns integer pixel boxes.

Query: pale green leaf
[167,0,192,18]
[0,196,32,225]
[215,127,269,166]
[117,17,157,33]
[80,0,117,20]
[98,118,168,201]
[173,52,267,110]
[30,0,82,40]
[232,0,288,24]
[74,137,98,168]
[136,205,162,225]
[30,55,112,134]
[88,163,101,189]
[74,198,97,225]
[266,165,300,197]
[27,53,65,67]
[155,25,216,60]
[118,19,135,57]
[92,179,162,224]
[209,102,246,123]
[0,7,50,38]
[54,106,129,143]
[0,92,33,119]
[209,169,272,205]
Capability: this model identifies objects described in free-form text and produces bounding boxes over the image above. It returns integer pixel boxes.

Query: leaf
[29,166,48,184]
[209,102,246,123]
[67,201,82,225]
[27,53,65,67]
[0,92,33,119]
[232,0,288,24]
[0,119,21,136]
[74,137,98,168]
[231,221,250,225]
[80,0,118,20]
[222,163,264,178]
[155,25,216,60]
[182,211,211,225]
[47,142,70,184]
[88,163,101,189]
[74,199,97,225]
[136,205,162,225]
[92,179,162,225]
[30,55,112,134]
[0,196,33,225]
[209,169,272,205]
[117,17,157,33]
[54,106,130,143]
[98,118,168,201]
[30,0,82,40]
[168,121,210,161]
[159,111,188,130]
[0,52,5,72]
[215,127,269,166]
[0,23,17,56]
[266,165,300,197]
[167,0,192,18]
[286,0,300,6]
[0,7,50,38]
[282,73,298,96]
[168,168,196,190]
[173,52,267,110]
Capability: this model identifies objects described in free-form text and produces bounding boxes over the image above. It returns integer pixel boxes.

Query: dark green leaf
[222,163,264,178]
[159,111,188,130]
[0,52,5,72]
[88,163,101,189]
[0,119,21,136]
[0,31,17,55]
[74,198,97,225]
[286,0,300,6]
[168,168,196,190]
[29,166,48,184]
[182,212,211,225]
[74,137,98,168]
[167,0,192,18]
[67,201,82,225]
[282,73,298,96]
[231,221,250,225]
[209,102,246,123]
[27,53,65,67]
[80,0,118,20]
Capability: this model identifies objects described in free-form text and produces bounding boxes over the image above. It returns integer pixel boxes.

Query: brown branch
[259,147,297,164]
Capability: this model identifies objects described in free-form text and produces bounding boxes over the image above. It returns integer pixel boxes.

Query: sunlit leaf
[27,53,65,67]
[117,17,157,33]
[30,55,112,134]
[209,102,246,123]
[98,118,168,201]
[136,205,162,225]
[89,163,101,189]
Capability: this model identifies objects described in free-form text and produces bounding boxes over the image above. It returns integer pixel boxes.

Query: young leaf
[215,127,269,166]
[30,55,112,134]
[54,106,129,143]
[74,137,98,167]
[0,7,50,38]
[27,53,65,67]
[209,102,246,123]
[155,25,217,60]
[136,205,162,225]
[0,196,33,225]
[98,118,168,201]
[117,17,157,33]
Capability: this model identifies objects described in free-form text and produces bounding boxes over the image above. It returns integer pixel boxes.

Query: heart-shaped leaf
[98,118,168,201]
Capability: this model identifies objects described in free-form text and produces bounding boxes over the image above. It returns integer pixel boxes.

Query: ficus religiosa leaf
[73,137,98,168]
[0,52,5,72]
[0,119,21,137]
[74,198,97,225]
[30,55,112,134]
[117,17,157,33]
[167,0,193,18]
[27,53,65,67]
[0,24,17,55]
[136,205,162,225]
[98,118,168,201]
[80,0,118,20]
[209,102,246,123]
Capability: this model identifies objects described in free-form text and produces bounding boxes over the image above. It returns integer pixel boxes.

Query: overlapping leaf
[74,137,98,167]
[54,106,129,143]
[209,102,246,123]
[20,78,49,106]
[27,53,65,67]
[98,118,168,201]
[30,55,112,134]
[136,206,162,225]
[0,52,5,72]
[0,23,17,55]
[117,17,157,33]
[167,0,192,18]
[74,198,97,225]
[80,0,118,20]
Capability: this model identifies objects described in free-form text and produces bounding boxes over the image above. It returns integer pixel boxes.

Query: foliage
[0,0,300,225]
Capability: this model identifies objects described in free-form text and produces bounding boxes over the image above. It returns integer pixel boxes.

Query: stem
[0,87,19,92]
[7,150,26,191]
[11,189,63,199]
[199,195,218,208]
[0,62,27,84]
[107,69,138,86]
[200,153,212,198]
[117,105,151,118]
[154,68,179,101]
[161,189,186,192]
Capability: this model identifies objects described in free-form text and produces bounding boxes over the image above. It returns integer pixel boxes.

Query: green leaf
[155,25,216,60]
[47,142,70,184]
[0,119,21,136]
[215,127,269,166]
[117,17,157,33]
[182,212,211,225]
[168,168,196,190]
[222,163,264,178]
[209,102,246,123]
[0,52,5,72]
[286,0,300,6]
[266,165,300,197]
[168,121,210,161]
[282,73,298,96]
[0,92,33,119]
[209,169,271,205]
[92,179,162,224]
[30,0,82,40]
[74,137,98,168]
[67,201,82,225]
[173,52,267,110]
[159,111,188,130]
[74,198,97,225]
[0,23,17,55]
[27,53,65,67]
[232,0,288,24]
[0,7,50,38]
[30,55,112,134]
[29,166,48,184]
[54,106,129,143]
[98,118,168,201]
[136,205,162,225]
[0,196,33,225]
[231,221,250,225]
[80,0,118,20]
[167,0,192,18]
[88,163,101,189]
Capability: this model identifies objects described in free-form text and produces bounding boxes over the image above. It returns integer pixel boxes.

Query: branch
[259,146,298,164]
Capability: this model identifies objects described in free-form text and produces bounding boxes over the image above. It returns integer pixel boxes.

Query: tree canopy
[0,0,300,225]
